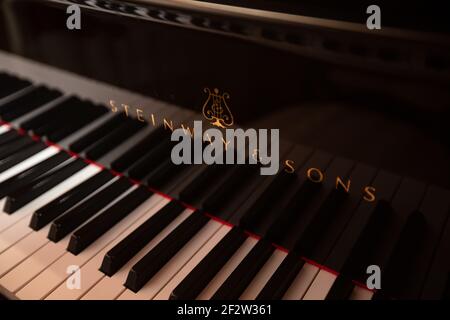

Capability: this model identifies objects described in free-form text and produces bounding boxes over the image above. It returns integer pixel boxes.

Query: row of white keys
[0,148,65,233]
[79,206,191,300]
[349,285,374,300]
[153,225,231,300]
[0,165,102,254]
[0,146,59,185]
[283,263,321,299]
[302,268,374,300]
[0,125,10,135]
[0,183,136,295]
[117,219,225,300]
[239,249,288,300]
[0,174,120,280]
[196,236,258,300]
[302,269,338,300]
[15,192,168,300]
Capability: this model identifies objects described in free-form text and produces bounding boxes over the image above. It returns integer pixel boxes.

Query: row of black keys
[1,71,450,299]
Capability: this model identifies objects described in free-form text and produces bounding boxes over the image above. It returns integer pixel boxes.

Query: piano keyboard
[0,51,449,301]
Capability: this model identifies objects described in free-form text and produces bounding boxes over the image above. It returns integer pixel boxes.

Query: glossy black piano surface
[0,0,449,301]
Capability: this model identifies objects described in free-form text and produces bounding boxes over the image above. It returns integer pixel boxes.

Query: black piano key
[47,100,106,138]
[0,73,30,99]
[47,107,108,143]
[281,157,353,254]
[373,210,426,300]
[421,205,450,299]
[125,211,209,293]
[0,130,20,146]
[349,178,425,288]
[294,187,349,254]
[256,252,305,300]
[325,275,355,300]
[19,98,70,131]
[100,201,186,276]
[265,178,323,243]
[0,87,62,122]
[202,165,258,214]
[84,119,146,160]
[200,142,299,222]
[238,170,296,229]
[211,240,275,300]
[3,159,88,213]
[127,139,174,180]
[67,186,152,255]
[29,170,114,230]
[0,152,71,199]
[146,159,189,191]
[178,164,225,204]
[29,97,87,137]
[0,142,46,174]
[170,227,247,300]
[110,125,168,172]
[343,200,394,278]
[48,178,131,242]
[69,113,126,153]
[325,171,401,273]
[0,135,35,160]
[310,164,377,264]
[397,186,450,299]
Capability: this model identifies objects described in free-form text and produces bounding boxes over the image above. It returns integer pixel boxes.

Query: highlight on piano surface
[0,0,449,302]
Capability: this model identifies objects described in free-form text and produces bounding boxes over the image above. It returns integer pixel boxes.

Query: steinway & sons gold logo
[108,87,377,203]
[202,88,234,128]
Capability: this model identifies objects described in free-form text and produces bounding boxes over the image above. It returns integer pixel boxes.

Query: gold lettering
[222,138,231,151]
[252,149,259,162]
[363,186,376,202]
[284,160,295,174]
[336,177,351,193]
[181,124,194,137]
[136,109,145,122]
[307,168,324,183]
[121,104,130,117]
[204,133,213,144]
[163,118,174,131]
[150,114,156,126]
[109,100,118,112]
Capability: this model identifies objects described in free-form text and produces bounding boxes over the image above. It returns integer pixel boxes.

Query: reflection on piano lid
[0,0,449,300]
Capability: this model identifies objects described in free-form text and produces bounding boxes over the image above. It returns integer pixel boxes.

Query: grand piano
[0,0,449,300]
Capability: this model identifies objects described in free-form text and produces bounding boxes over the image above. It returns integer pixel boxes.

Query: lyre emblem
[202,88,234,128]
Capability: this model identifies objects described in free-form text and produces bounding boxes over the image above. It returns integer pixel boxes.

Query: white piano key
[153,225,232,300]
[80,207,191,300]
[0,125,10,135]
[0,146,59,184]
[282,262,320,300]
[302,269,337,300]
[45,197,172,300]
[0,165,101,254]
[239,249,288,300]
[117,219,223,300]
[196,236,258,300]
[0,85,34,107]
[0,161,97,234]
[0,218,40,254]
[0,223,53,278]
[46,199,179,300]
[0,184,135,295]
[14,187,162,300]
[349,285,374,300]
